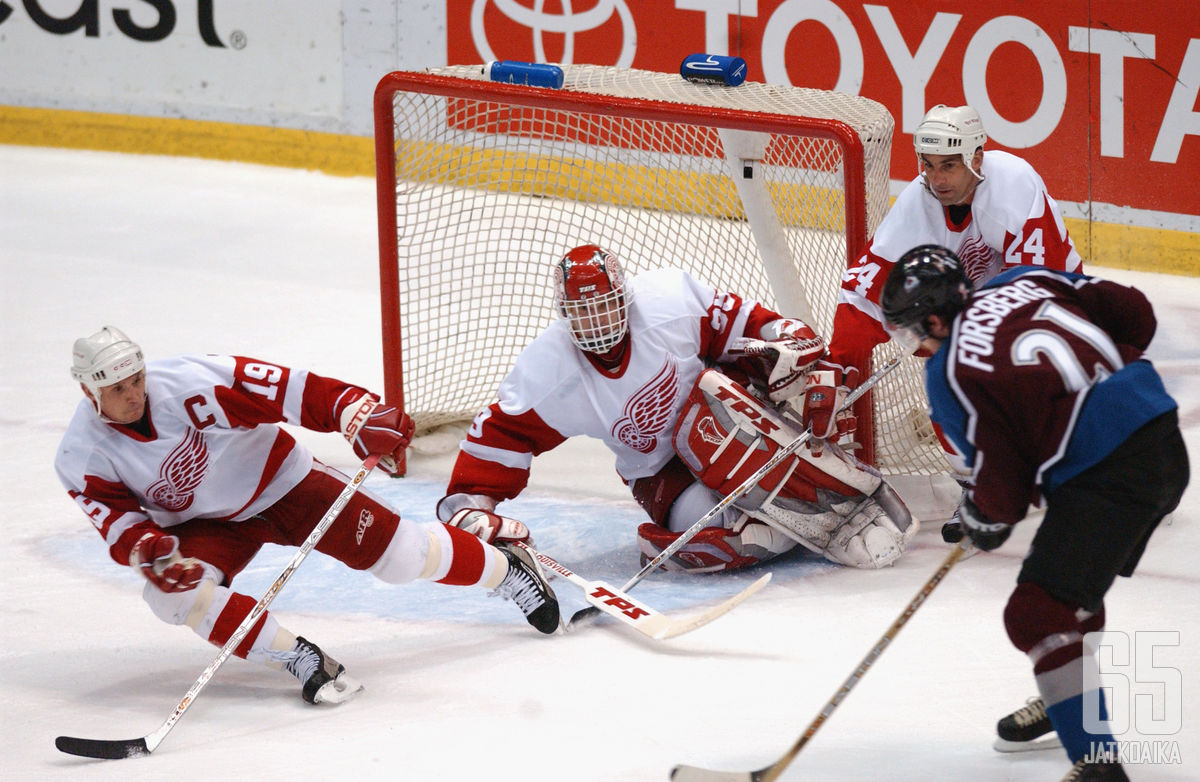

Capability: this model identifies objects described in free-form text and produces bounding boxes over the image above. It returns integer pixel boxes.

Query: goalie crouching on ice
[437,245,917,572]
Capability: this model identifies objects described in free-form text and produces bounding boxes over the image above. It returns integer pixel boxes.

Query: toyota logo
[470,0,636,67]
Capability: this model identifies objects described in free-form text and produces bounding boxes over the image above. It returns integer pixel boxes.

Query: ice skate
[1060,755,1129,781]
[285,636,364,705]
[993,696,1061,752]
[492,545,561,634]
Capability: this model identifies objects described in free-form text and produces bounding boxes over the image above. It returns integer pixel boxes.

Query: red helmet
[553,245,631,354]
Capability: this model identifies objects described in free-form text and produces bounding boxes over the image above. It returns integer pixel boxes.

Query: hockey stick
[55,454,382,760]
[567,354,904,629]
[518,544,771,640]
[670,541,970,782]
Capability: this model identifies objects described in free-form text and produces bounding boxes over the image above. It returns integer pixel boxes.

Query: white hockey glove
[446,508,532,547]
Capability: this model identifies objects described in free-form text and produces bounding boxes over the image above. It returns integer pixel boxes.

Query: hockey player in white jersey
[55,327,560,706]
[814,104,1084,457]
[437,245,917,572]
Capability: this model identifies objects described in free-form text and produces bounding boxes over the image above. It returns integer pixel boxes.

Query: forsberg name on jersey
[956,278,1055,372]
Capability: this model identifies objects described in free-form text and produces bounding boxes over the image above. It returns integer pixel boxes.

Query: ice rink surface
[1,145,1196,781]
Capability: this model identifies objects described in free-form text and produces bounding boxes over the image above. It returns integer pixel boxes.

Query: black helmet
[880,245,973,342]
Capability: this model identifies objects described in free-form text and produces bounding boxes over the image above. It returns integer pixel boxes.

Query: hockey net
[374,64,950,478]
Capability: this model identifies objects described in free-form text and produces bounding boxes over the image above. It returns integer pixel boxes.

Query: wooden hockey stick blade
[582,573,770,641]
[523,545,769,640]
[652,573,770,640]
[55,735,154,760]
[671,765,759,782]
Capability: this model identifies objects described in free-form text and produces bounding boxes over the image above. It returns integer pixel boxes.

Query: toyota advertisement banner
[449,0,1200,224]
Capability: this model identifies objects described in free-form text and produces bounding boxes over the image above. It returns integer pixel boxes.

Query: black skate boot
[994,696,1060,752]
[285,636,363,705]
[1060,755,1130,781]
[492,545,561,634]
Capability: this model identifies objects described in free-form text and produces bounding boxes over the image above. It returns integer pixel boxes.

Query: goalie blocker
[638,369,917,571]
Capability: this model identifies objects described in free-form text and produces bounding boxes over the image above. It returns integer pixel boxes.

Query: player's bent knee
[143,575,218,626]
[367,519,432,584]
[1003,581,1080,654]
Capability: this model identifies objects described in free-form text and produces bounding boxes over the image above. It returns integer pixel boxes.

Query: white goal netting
[375,64,949,477]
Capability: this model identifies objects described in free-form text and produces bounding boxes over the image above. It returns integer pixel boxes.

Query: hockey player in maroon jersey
[811,104,1084,458]
[55,327,560,706]
[436,245,917,573]
[880,246,1188,782]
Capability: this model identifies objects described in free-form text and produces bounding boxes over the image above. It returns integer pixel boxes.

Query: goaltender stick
[436,245,917,573]
[55,326,559,706]
[880,246,1188,782]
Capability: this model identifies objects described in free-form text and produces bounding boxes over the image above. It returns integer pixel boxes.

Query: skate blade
[314,673,365,705]
[992,735,1062,753]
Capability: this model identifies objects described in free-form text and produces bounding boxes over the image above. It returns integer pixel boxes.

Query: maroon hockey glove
[957,495,1012,551]
[129,532,205,593]
[340,396,414,475]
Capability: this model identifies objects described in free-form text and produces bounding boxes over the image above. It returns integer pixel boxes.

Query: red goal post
[373,64,947,478]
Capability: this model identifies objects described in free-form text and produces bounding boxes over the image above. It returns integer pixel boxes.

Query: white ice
[1,145,1196,782]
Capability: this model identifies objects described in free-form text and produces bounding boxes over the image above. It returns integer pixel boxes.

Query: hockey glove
[447,508,532,547]
[130,532,205,593]
[801,367,856,448]
[957,495,1012,551]
[340,395,414,476]
[941,519,965,543]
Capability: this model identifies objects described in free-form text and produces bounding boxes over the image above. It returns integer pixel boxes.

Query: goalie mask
[880,245,973,353]
[554,245,631,354]
[914,104,986,181]
[70,325,145,413]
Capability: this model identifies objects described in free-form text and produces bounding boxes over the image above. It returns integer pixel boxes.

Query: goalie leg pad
[673,370,898,554]
[819,483,919,569]
[674,369,869,499]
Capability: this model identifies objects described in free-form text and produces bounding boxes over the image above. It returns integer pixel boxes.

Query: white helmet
[71,326,145,410]
[553,244,631,354]
[914,104,986,175]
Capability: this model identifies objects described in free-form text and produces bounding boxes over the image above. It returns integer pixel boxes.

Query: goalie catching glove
[339,395,414,476]
[729,318,826,403]
[129,531,205,593]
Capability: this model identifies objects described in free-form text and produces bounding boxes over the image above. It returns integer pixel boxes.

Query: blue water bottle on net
[680,54,748,86]
[484,61,565,89]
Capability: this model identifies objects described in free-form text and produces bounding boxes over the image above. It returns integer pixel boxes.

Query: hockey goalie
[437,245,918,572]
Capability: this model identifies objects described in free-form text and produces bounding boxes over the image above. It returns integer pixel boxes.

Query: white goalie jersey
[444,268,781,501]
